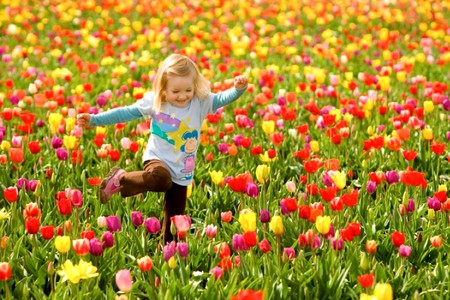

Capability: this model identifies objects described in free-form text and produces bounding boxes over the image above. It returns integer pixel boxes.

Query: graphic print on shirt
[151,112,198,181]
[180,130,198,180]
[151,112,191,152]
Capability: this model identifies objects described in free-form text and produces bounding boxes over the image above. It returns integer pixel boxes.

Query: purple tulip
[406,199,415,213]
[259,209,271,223]
[106,216,122,232]
[69,189,83,208]
[283,247,295,260]
[427,197,441,211]
[245,182,259,198]
[102,231,114,248]
[163,241,176,261]
[232,135,243,146]
[89,238,103,256]
[28,180,39,192]
[280,202,290,215]
[385,171,399,184]
[36,119,45,127]
[210,266,223,280]
[51,135,63,149]
[332,237,343,251]
[232,234,250,252]
[17,178,29,191]
[218,143,228,154]
[131,211,143,227]
[176,242,189,258]
[144,217,161,234]
[366,181,377,194]
[399,244,412,258]
[55,148,68,161]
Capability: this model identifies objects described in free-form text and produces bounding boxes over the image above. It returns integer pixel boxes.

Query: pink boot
[99,166,125,204]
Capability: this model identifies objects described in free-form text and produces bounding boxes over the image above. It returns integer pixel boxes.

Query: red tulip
[25,216,40,234]
[87,177,102,186]
[71,150,83,164]
[431,141,446,155]
[214,242,231,259]
[243,231,257,247]
[23,202,41,219]
[357,273,374,288]
[304,159,321,173]
[109,149,120,161]
[9,148,24,163]
[401,149,418,161]
[341,189,359,207]
[0,262,12,281]
[391,231,406,247]
[258,239,271,253]
[400,169,427,189]
[28,141,40,154]
[319,187,337,202]
[3,186,18,202]
[57,198,72,216]
[137,255,153,271]
[40,225,55,240]
[231,290,263,300]
[72,238,90,256]
[227,172,253,193]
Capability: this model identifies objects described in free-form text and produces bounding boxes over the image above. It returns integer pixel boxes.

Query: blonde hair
[153,54,210,113]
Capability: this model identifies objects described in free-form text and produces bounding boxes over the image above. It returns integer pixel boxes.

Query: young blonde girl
[77,54,248,243]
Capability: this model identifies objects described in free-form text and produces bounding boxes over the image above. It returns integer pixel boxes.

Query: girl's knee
[152,166,172,191]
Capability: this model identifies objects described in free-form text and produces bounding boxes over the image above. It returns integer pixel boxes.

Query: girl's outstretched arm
[77,106,143,127]
[212,75,248,112]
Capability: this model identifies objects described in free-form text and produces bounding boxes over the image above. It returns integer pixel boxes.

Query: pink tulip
[205,225,217,239]
[115,269,133,292]
[210,266,223,280]
[120,137,131,150]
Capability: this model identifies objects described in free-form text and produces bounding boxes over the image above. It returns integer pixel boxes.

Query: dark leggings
[119,159,187,243]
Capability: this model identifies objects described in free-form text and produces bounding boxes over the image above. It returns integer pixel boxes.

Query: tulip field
[1,0,450,299]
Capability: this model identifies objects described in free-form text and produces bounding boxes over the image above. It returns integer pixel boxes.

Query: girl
[77,54,248,243]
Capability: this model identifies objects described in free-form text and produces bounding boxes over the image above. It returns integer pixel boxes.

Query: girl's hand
[234,75,248,89]
[76,114,93,129]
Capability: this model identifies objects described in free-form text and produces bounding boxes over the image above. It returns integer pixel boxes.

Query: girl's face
[165,75,195,108]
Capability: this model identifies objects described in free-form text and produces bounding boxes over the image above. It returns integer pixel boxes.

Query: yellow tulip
[0,208,10,220]
[373,283,393,300]
[310,140,319,152]
[0,141,11,151]
[209,170,224,186]
[168,256,177,269]
[262,120,275,135]
[256,164,270,184]
[379,76,390,92]
[359,293,377,300]
[269,215,284,236]
[424,100,434,113]
[315,215,331,235]
[63,135,77,150]
[186,183,193,198]
[331,171,346,189]
[238,209,256,233]
[422,127,433,141]
[48,113,63,134]
[55,236,71,253]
